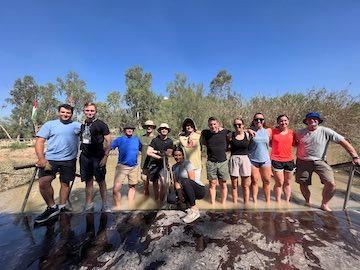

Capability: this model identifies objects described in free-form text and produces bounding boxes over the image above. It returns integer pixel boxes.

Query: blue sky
[1,0,359,115]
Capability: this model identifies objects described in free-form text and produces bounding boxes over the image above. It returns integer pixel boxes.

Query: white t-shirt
[172,160,204,186]
[296,126,344,161]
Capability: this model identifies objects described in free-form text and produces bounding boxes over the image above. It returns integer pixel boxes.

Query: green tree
[57,71,95,119]
[124,66,159,127]
[209,70,232,99]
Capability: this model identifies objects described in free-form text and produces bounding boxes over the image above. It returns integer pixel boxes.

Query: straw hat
[157,123,171,132]
[142,120,156,129]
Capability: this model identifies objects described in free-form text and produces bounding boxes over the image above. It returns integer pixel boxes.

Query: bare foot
[112,206,121,211]
[304,201,311,207]
[320,204,332,211]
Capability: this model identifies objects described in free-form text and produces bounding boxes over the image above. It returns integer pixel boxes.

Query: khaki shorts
[206,160,230,181]
[114,164,139,185]
[295,159,334,186]
[229,155,251,177]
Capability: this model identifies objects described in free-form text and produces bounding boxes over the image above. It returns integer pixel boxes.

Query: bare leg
[85,180,94,204]
[153,181,160,201]
[112,182,122,209]
[283,171,293,203]
[98,180,108,204]
[260,166,272,205]
[273,170,284,203]
[219,180,228,205]
[209,180,217,205]
[142,171,150,196]
[59,182,70,205]
[158,177,165,202]
[321,181,336,211]
[39,176,56,207]
[251,166,260,204]
[299,183,311,205]
[128,185,136,201]
[230,176,238,203]
[241,176,251,205]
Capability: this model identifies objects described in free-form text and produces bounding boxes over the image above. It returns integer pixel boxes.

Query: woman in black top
[229,118,252,205]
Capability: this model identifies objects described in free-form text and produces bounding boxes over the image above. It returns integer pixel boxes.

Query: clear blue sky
[1,0,359,115]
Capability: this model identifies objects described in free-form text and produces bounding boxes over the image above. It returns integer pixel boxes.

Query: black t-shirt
[230,132,250,155]
[80,119,110,158]
[146,136,174,167]
[201,129,230,162]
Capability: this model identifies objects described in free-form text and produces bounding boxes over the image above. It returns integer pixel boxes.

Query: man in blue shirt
[111,124,142,210]
[34,104,81,223]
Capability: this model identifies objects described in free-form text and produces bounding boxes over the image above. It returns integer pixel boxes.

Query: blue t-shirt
[111,136,142,167]
[248,128,270,163]
[36,120,81,161]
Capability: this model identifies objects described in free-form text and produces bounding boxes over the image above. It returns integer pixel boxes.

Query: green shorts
[295,159,335,185]
[206,160,230,182]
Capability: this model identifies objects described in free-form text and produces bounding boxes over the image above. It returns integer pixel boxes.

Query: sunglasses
[85,109,95,112]
[233,123,243,127]
[254,118,265,122]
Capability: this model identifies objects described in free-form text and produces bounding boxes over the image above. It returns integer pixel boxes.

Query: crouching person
[111,124,142,210]
[172,147,205,223]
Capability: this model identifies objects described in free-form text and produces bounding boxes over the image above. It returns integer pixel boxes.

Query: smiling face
[208,119,220,132]
[233,119,244,131]
[58,107,73,121]
[84,105,96,120]
[253,113,265,129]
[124,128,134,137]
[185,124,194,134]
[145,125,154,134]
[159,128,169,137]
[173,150,184,163]
[305,117,319,130]
[277,116,289,130]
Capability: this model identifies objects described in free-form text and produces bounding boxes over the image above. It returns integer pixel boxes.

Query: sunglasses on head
[254,118,265,122]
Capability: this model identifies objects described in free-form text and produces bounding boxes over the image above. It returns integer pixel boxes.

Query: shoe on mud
[182,209,200,224]
[101,204,112,213]
[83,202,94,212]
[34,205,60,223]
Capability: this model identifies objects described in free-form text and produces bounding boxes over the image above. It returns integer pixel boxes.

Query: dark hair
[84,102,97,109]
[251,112,267,128]
[208,116,218,122]
[58,104,74,114]
[173,146,184,157]
[276,114,289,123]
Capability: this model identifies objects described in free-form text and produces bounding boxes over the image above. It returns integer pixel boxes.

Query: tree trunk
[0,124,12,139]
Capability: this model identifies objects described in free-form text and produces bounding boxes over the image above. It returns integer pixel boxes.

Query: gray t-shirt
[172,160,204,186]
[296,126,344,161]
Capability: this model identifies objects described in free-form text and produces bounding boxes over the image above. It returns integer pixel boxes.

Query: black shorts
[271,160,296,172]
[147,162,164,182]
[38,159,77,184]
[80,153,106,183]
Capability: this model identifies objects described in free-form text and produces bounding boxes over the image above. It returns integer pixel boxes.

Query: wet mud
[1,209,359,269]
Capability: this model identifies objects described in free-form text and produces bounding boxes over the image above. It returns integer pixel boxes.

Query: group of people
[33,102,360,224]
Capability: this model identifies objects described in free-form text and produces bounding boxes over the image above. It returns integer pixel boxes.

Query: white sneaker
[179,208,191,218]
[182,210,200,223]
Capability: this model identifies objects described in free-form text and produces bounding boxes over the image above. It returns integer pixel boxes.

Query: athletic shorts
[250,159,271,168]
[38,159,76,184]
[295,159,334,186]
[206,160,230,181]
[114,164,139,185]
[80,153,106,183]
[271,160,295,173]
[229,155,251,177]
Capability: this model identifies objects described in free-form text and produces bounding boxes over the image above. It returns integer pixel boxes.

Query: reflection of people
[229,118,252,204]
[295,112,360,211]
[34,104,81,224]
[201,117,230,205]
[111,124,142,210]
[248,113,272,205]
[80,103,112,212]
[178,118,202,183]
[146,123,174,201]
[172,147,205,223]
[140,120,156,196]
[270,115,296,203]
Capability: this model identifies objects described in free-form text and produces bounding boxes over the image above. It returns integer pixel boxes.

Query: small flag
[31,99,38,123]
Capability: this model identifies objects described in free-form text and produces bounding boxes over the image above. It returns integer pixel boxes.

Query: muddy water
[0,210,359,269]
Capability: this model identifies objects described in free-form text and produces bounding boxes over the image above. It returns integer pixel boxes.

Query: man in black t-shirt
[146,123,174,201]
[80,103,112,212]
[201,117,231,205]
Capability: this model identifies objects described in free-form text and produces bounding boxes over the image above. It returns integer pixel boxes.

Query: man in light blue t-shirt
[295,112,360,211]
[34,104,81,224]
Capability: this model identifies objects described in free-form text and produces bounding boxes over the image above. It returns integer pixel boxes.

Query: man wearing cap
[295,112,360,211]
[146,123,174,201]
[179,118,202,183]
[140,120,156,196]
[80,102,112,212]
[111,124,142,210]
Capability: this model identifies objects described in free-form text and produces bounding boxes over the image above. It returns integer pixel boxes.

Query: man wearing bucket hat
[146,123,174,201]
[295,112,360,211]
[140,120,156,196]
[111,124,142,210]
